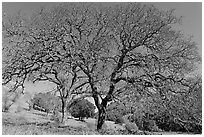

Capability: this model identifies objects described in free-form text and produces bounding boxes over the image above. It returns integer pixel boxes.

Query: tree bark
[90,83,114,131]
[97,104,106,130]
[90,86,106,131]
[61,98,66,123]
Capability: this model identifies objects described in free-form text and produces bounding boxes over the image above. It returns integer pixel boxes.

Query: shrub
[106,102,127,124]
[31,92,61,114]
[50,109,61,126]
[99,128,127,135]
[129,112,145,130]
[154,111,187,132]
[184,122,202,133]
[69,99,95,121]
[143,119,161,132]
[106,111,124,124]
[129,112,161,132]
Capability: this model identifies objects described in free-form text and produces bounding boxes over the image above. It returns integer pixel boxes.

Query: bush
[129,112,145,130]
[129,112,161,132]
[31,92,61,114]
[106,102,127,124]
[106,111,123,124]
[154,111,187,132]
[143,119,161,132]
[69,99,95,121]
[50,110,61,126]
[184,122,202,133]
[99,128,127,135]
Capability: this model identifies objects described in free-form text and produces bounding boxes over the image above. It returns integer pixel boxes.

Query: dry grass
[2,110,194,135]
[2,111,98,135]
[2,123,100,135]
[2,110,103,135]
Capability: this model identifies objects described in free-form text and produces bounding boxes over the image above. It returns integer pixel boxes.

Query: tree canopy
[2,3,201,130]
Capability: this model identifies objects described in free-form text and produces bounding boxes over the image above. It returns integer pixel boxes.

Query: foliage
[106,111,124,124]
[2,4,90,123]
[143,119,161,132]
[149,76,202,133]
[106,102,127,124]
[32,92,61,113]
[99,128,129,135]
[69,99,95,120]
[106,100,161,132]
[2,109,201,135]
[154,110,202,133]
[50,110,61,125]
[2,86,21,112]
[123,75,202,133]
[154,111,185,132]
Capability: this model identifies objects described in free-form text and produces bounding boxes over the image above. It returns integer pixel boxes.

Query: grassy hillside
[2,110,193,135]
[2,110,126,135]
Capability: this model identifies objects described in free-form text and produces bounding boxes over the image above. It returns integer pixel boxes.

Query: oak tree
[73,3,201,130]
[2,4,91,123]
[2,3,201,130]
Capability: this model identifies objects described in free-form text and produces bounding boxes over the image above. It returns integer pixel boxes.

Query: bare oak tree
[2,4,91,123]
[72,3,201,130]
[2,3,201,130]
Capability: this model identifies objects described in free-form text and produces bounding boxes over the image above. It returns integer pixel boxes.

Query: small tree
[2,4,90,123]
[32,92,61,114]
[69,99,95,121]
[2,86,21,112]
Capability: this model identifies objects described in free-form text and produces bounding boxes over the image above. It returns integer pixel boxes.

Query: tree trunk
[61,96,74,124]
[91,86,111,131]
[61,98,66,123]
[96,87,113,130]
[97,105,106,131]
[91,86,106,131]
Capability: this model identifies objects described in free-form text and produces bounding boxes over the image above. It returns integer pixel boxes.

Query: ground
[2,110,194,135]
[2,110,125,135]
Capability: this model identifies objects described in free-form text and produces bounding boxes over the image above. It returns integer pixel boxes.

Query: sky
[2,2,202,94]
[2,2,202,54]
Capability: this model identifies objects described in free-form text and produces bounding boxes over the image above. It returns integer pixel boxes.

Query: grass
[3,122,132,135]
[2,110,104,135]
[1,120,157,135]
[2,123,99,135]
[2,110,98,135]
[2,110,197,135]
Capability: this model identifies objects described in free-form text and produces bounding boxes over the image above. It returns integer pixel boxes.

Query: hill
[2,109,125,135]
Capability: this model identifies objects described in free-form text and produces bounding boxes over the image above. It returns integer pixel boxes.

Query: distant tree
[2,4,91,123]
[2,87,21,112]
[32,92,61,114]
[69,99,95,121]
